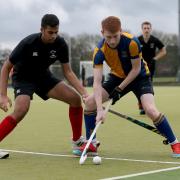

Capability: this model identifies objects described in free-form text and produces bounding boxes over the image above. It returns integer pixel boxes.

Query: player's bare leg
[141,94,180,157]
[47,81,85,154]
[0,95,31,159]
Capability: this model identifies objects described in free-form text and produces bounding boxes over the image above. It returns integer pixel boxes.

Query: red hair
[101,16,121,33]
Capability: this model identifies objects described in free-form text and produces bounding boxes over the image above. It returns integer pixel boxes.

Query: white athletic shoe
[0,150,9,159]
[72,137,100,156]
[92,139,101,148]
[72,136,86,151]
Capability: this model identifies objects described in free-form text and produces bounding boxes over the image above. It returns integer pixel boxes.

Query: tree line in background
[0,31,179,79]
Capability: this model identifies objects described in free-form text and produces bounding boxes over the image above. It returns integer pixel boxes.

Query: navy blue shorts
[12,71,60,100]
[102,74,154,99]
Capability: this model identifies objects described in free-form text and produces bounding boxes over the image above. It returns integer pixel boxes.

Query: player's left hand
[109,86,122,105]
[82,93,89,104]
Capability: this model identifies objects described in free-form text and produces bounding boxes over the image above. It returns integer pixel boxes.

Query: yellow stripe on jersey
[101,43,126,78]
[142,59,150,74]
[93,47,99,61]
[129,40,140,58]
[122,32,134,38]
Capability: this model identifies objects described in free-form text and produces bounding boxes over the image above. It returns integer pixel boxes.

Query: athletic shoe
[73,139,99,156]
[139,109,145,115]
[78,142,98,156]
[0,150,9,159]
[94,140,101,148]
[72,136,86,155]
[171,143,180,158]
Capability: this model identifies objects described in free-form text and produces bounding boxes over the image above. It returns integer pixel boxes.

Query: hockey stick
[79,99,112,165]
[108,108,168,145]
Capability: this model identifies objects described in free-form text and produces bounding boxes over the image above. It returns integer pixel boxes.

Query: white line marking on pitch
[99,166,180,180]
[2,149,180,165]
[101,156,180,165]
[2,149,76,158]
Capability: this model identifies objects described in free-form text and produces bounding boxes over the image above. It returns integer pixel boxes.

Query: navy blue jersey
[93,32,150,79]
[9,33,69,81]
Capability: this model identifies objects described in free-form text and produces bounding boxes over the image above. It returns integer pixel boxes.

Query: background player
[0,14,88,158]
[137,21,167,114]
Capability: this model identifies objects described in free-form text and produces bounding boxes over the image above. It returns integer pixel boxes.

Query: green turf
[153,77,176,82]
[0,87,180,180]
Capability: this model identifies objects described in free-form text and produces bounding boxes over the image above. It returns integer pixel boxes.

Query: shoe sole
[73,149,98,157]
[73,141,100,156]
[96,141,100,147]
[0,153,9,159]
[72,149,82,156]
[172,153,180,158]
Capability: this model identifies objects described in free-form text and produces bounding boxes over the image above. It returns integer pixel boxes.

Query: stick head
[79,154,87,165]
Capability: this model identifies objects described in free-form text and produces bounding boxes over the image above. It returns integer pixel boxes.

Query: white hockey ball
[93,156,102,165]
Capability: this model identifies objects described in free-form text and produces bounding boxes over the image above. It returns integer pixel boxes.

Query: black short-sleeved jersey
[9,33,69,81]
[138,35,164,64]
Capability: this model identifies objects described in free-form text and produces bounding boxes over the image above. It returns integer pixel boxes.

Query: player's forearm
[154,47,167,60]
[0,74,9,96]
[93,68,104,110]
[93,83,103,111]
[119,63,141,90]
[119,69,139,90]
[0,63,11,96]
[65,71,88,96]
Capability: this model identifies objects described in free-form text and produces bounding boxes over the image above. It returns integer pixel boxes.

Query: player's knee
[84,109,97,116]
[70,93,82,107]
[153,113,164,125]
[13,104,30,122]
[145,106,160,121]
[84,98,96,112]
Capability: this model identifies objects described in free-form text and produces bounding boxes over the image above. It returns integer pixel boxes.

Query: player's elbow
[164,49,167,56]
[162,47,167,57]
[135,65,141,76]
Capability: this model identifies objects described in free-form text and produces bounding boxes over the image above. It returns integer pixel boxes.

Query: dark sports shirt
[138,35,164,64]
[9,33,69,81]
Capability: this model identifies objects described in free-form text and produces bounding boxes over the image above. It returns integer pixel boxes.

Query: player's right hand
[0,95,12,112]
[109,86,122,105]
